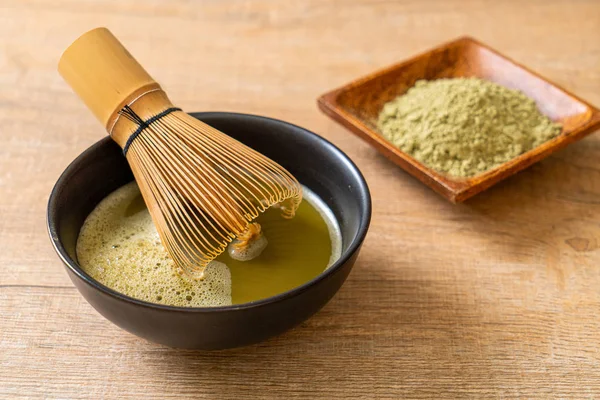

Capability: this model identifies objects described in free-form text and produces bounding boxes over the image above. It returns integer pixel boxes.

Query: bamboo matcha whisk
[59,28,302,279]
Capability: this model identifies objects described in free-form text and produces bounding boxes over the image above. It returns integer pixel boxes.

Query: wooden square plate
[318,36,600,202]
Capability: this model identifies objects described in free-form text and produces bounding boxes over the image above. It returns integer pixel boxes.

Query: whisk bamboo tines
[58,28,302,279]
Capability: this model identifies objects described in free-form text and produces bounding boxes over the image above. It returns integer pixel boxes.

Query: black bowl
[47,112,371,350]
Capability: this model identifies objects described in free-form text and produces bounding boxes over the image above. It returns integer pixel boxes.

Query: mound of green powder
[377,77,562,178]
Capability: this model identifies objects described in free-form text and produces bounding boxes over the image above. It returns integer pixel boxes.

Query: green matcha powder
[377,78,562,178]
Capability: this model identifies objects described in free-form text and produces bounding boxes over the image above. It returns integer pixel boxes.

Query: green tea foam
[76,182,232,307]
[76,182,343,306]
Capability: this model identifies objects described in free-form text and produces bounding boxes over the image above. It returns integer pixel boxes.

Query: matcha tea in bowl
[48,28,371,349]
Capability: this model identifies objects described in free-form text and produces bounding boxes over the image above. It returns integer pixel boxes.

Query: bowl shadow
[148,136,600,396]
[150,248,503,397]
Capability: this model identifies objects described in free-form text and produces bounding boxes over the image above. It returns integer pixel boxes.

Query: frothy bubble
[76,182,343,307]
[76,182,232,307]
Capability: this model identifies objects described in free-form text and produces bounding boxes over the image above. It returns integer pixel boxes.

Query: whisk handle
[58,27,162,131]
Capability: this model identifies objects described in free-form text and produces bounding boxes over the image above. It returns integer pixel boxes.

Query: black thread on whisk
[118,105,182,156]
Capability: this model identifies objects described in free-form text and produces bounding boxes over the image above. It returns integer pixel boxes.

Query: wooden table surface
[2,0,600,398]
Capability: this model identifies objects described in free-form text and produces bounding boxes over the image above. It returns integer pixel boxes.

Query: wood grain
[1,0,600,398]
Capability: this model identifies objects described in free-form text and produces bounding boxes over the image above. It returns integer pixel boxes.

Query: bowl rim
[47,111,372,313]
